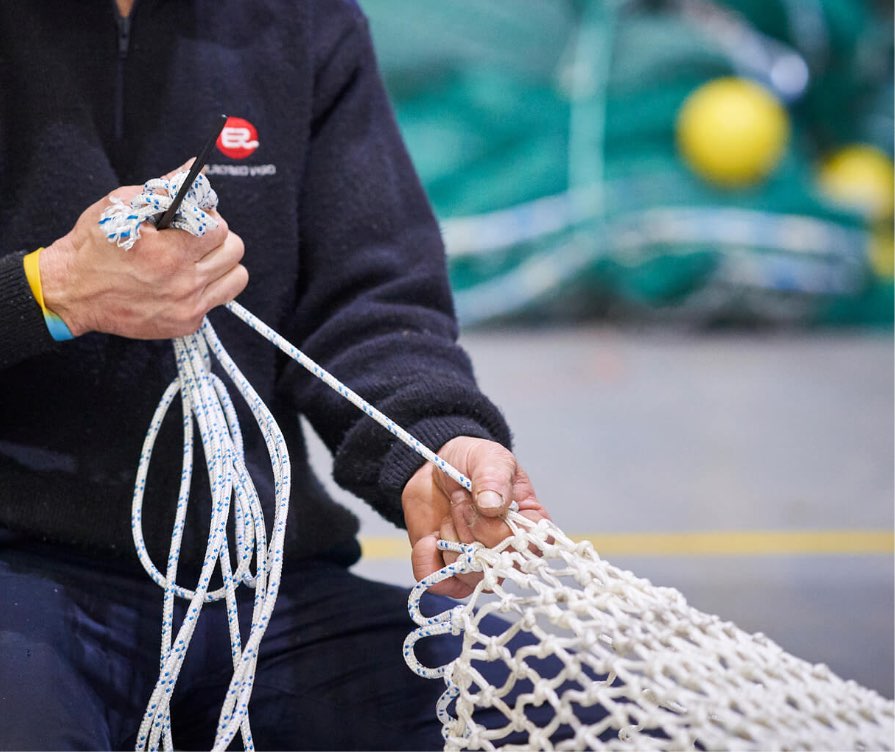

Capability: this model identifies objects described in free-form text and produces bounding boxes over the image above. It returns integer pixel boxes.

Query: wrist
[40,237,88,337]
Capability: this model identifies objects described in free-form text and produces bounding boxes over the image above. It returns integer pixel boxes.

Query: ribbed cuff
[0,251,57,368]
[330,377,513,530]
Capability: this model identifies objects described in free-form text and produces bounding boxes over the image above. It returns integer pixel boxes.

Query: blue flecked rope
[102,173,475,751]
[100,173,220,250]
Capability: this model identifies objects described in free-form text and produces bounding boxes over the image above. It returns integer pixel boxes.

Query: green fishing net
[361,0,893,326]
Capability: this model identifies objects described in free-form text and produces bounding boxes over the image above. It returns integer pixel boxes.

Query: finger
[440,517,461,568]
[106,185,144,205]
[159,215,228,263]
[448,497,476,544]
[199,263,249,310]
[466,443,517,518]
[451,492,512,550]
[511,465,542,513]
[436,438,516,518]
[411,534,473,599]
[440,517,488,597]
[516,495,550,521]
[411,533,442,583]
[195,231,244,279]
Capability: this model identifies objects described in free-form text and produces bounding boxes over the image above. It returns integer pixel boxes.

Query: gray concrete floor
[305,327,894,697]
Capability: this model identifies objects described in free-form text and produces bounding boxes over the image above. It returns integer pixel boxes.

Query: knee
[0,632,111,750]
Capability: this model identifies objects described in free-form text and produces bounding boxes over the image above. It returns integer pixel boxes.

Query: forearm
[0,251,57,369]
[282,3,512,524]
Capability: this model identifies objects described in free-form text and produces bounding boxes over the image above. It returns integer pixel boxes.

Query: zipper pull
[117,15,131,58]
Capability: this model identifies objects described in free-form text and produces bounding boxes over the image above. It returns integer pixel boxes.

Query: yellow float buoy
[676,77,790,188]
[818,144,894,222]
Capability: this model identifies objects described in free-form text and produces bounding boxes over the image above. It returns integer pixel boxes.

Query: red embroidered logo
[216,117,260,160]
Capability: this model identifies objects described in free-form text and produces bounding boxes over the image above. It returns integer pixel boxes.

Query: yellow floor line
[359,529,894,561]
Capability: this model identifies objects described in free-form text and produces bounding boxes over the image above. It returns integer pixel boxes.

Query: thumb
[442,437,516,519]
[469,441,516,518]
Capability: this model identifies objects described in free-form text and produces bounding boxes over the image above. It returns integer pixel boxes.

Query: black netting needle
[156,113,227,230]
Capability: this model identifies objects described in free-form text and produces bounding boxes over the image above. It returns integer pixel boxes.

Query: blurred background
[316,0,894,696]
[363,0,893,327]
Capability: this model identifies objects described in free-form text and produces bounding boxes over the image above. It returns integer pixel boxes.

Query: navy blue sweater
[0,0,511,570]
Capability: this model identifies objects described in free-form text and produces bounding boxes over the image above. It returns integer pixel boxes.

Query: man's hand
[402,436,549,598]
[38,174,247,340]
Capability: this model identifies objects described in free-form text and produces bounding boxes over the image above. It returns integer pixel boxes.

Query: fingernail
[476,490,504,510]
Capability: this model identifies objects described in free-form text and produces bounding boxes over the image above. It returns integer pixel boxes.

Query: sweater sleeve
[277,1,512,528]
[0,251,58,369]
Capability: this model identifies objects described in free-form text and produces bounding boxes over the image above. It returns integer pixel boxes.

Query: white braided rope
[102,173,473,751]
[404,512,895,751]
[223,299,472,493]
[130,321,291,752]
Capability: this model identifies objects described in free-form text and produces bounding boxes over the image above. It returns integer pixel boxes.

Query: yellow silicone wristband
[23,248,75,341]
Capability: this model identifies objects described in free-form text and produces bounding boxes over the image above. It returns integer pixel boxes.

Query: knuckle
[474,471,508,489]
[175,310,204,336]
[231,233,245,260]
[211,215,228,237]
[187,296,209,324]
[474,464,515,492]
[173,319,202,337]
[235,264,249,290]
[220,266,249,303]
[153,247,182,279]
[170,273,198,302]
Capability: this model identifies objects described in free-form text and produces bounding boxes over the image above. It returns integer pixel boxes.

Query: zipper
[113,4,133,142]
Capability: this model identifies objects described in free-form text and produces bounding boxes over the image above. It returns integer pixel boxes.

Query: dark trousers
[0,535,462,751]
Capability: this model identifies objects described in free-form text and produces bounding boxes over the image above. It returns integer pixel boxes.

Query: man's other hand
[402,436,549,598]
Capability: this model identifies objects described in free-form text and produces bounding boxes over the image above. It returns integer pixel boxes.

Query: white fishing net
[404,512,895,751]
